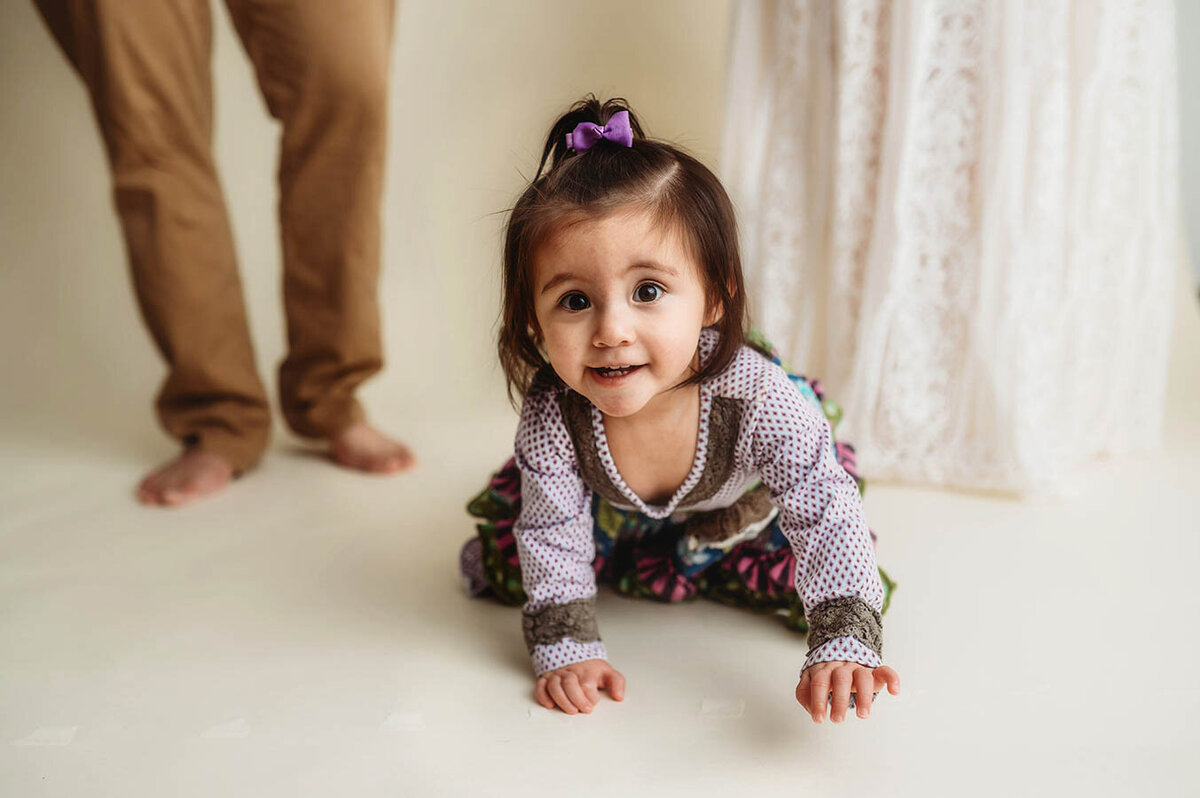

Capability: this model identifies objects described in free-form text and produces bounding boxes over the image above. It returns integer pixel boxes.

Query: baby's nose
[592,306,634,347]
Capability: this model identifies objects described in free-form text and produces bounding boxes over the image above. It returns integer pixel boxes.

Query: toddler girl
[461,97,898,723]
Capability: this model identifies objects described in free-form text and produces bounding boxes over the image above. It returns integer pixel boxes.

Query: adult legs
[33,0,272,504]
[225,0,412,472]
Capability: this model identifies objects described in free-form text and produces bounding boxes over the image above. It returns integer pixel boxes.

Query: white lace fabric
[722,0,1181,493]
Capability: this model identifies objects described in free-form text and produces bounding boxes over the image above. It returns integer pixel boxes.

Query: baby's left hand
[795,661,900,724]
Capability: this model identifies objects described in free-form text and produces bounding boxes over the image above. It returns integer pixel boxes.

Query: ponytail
[535,96,647,179]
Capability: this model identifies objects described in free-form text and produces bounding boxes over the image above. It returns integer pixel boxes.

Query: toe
[136,474,166,505]
[374,449,414,474]
[137,472,161,497]
[161,487,187,506]
[380,444,415,473]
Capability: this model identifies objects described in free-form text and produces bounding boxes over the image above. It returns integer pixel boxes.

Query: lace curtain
[721,0,1181,493]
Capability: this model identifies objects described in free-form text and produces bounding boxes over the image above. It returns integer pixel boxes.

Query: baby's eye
[633,282,664,303]
[559,292,590,312]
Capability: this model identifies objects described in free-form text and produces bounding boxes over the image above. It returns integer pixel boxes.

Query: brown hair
[499,96,755,403]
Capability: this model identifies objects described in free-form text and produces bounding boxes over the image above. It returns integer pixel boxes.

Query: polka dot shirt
[514,330,885,676]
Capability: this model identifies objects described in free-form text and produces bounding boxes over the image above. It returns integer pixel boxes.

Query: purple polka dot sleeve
[512,385,609,676]
[750,366,885,674]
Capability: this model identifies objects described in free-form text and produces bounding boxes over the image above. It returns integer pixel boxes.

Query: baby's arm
[512,387,624,712]
[751,367,897,718]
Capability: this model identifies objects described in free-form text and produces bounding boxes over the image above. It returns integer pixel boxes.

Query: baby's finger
[853,668,874,718]
[873,666,901,695]
[808,668,831,723]
[534,677,555,710]
[604,669,626,701]
[581,680,601,706]
[561,673,593,713]
[829,668,854,723]
[546,674,578,715]
[795,674,811,712]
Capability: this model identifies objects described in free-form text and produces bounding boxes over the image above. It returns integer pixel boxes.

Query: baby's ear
[703,302,724,327]
[529,324,550,360]
[703,282,734,327]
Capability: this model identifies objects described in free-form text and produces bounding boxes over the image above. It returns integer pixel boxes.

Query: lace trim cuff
[801,635,882,675]
[522,598,600,653]
[805,596,882,658]
[531,639,608,676]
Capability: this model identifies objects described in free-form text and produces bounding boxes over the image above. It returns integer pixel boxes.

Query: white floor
[2,293,1198,798]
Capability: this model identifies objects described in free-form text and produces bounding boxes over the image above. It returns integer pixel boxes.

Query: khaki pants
[34,0,396,472]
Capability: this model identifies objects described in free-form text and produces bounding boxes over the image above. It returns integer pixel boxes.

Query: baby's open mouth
[591,365,643,378]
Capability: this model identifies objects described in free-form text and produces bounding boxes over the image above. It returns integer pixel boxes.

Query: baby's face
[531,207,717,419]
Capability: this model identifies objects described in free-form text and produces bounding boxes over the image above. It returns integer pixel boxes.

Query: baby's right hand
[534,659,626,715]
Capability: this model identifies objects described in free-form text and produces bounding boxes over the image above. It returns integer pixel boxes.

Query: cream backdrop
[0,0,731,452]
[2,0,1196,476]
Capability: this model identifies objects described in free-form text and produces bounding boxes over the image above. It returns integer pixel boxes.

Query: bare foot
[136,450,235,507]
[329,422,416,474]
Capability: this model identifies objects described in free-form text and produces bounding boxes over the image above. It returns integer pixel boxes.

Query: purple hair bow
[564,110,633,152]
